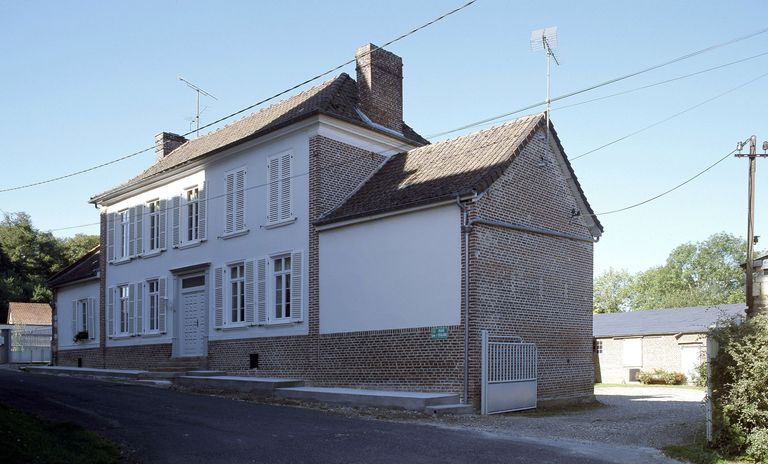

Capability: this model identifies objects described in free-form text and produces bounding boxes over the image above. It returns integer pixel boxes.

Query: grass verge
[663,443,747,464]
[0,402,120,464]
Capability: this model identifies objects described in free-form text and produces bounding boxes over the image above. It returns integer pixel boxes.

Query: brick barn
[51,43,602,408]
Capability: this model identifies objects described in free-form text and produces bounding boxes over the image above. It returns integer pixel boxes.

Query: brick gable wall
[467,128,595,405]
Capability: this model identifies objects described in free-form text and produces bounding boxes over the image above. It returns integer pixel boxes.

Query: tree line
[594,232,758,313]
[0,212,99,311]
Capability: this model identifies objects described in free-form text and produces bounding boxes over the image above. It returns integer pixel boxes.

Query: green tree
[60,234,99,264]
[593,268,634,313]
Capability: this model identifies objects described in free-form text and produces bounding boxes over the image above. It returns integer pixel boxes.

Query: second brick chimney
[154,132,187,162]
[355,43,403,133]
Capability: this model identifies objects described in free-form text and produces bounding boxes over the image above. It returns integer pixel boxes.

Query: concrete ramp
[275,386,460,410]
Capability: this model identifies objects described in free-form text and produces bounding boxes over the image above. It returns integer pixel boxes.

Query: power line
[0,0,478,194]
[570,70,768,162]
[427,26,768,139]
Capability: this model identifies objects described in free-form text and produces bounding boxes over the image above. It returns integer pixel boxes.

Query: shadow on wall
[594,352,602,383]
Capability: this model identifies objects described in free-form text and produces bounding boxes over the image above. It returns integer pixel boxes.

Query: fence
[481,330,538,414]
[7,325,51,363]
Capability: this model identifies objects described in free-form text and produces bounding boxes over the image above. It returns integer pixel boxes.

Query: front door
[179,273,207,357]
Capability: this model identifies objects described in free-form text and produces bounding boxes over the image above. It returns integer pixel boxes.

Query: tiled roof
[593,304,746,338]
[47,247,100,288]
[8,302,52,326]
[317,113,603,233]
[91,73,427,202]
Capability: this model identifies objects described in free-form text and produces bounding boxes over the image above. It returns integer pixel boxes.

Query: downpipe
[456,197,470,405]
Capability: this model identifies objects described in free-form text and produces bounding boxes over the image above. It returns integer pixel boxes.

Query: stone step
[186,370,226,377]
[273,386,460,411]
[175,376,305,394]
[424,403,475,416]
[23,366,146,379]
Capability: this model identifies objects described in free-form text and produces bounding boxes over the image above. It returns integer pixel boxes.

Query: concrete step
[424,403,475,416]
[23,365,146,379]
[175,376,305,394]
[186,370,226,377]
[273,386,460,411]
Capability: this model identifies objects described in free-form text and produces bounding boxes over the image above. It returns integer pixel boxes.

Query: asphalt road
[0,369,624,464]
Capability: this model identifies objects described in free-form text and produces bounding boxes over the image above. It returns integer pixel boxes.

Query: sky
[0,0,766,276]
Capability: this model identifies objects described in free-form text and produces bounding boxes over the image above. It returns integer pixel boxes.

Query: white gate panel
[481,330,537,414]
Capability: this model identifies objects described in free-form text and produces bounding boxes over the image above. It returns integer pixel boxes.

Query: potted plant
[73,331,89,343]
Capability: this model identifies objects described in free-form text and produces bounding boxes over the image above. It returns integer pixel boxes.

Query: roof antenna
[531,27,559,164]
[178,76,218,138]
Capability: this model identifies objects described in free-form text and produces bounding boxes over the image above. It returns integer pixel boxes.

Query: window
[622,338,642,367]
[267,153,292,224]
[229,263,245,324]
[147,279,160,332]
[186,187,199,242]
[147,200,161,251]
[594,339,603,354]
[118,285,130,335]
[119,209,130,259]
[272,255,291,320]
[79,300,88,332]
[225,169,246,234]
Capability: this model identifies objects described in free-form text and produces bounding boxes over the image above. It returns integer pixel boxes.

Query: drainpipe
[456,196,470,405]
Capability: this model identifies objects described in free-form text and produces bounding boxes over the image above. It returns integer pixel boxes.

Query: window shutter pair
[107,287,115,337]
[213,261,255,328]
[267,155,291,224]
[171,182,207,246]
[106,213,115,262]
[253,251,303,324]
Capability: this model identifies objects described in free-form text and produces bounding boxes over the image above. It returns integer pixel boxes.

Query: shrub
[709,313,768,460]
[693,360,707,387]
[637,368,686,385]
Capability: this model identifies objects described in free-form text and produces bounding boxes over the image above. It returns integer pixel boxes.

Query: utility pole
[735,136,768,317]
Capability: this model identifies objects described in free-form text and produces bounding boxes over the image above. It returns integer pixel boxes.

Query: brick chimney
[355,43,403,133]
[154,132,187,161]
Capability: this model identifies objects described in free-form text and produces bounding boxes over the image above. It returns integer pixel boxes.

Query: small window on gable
[267,153,292,225]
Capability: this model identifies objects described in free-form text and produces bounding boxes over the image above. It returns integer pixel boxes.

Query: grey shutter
[214,267,224,328]
[128,207,136,257]
[198,182,207,241]
[88,298,96,340]
[235,169,245,231]
[225,172,234,234]
[136,282,143,335]
[158,277,167,333]
[290,251,303,322]
[172,195,180,247]
[245,259,255,325]
[135,204,144,255]
[256,258,267,324]
[106,213,115,262]
[128,283,136,335]
[158,199,167,250]
[280,154,291,221]
[268,158,279,224]
[107,287,115,337]
[71,300,77,337]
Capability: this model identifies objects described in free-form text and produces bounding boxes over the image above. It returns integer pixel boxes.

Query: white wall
[56,280,99,351]
[319,204,461,334]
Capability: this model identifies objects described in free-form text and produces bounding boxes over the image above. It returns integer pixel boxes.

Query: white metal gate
[481,330,537,414]
[9,326,51,363]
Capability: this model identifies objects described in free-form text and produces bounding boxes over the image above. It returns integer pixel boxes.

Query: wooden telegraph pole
[735,136,768,317]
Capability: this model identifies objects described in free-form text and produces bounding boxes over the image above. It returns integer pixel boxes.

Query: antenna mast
[178,76,218,138]
[530,27,559,147]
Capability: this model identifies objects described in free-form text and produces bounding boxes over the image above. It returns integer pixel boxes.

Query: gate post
[481,330,489,415]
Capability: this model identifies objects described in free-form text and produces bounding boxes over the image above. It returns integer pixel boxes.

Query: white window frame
[185,186,200,243]
[118,285,130,336]
[146,279,160,333]
[118,209,130,260]
[266,152,294,227]
[271,254,292,322]
[146,199,161,253]
[75,298,88,335]
[228,262,246,325]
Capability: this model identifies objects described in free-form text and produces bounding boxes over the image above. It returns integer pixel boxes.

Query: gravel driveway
[429,385,706,450]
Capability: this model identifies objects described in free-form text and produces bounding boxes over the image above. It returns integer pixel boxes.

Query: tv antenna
[178,76,217,138]
[530,26,559,148]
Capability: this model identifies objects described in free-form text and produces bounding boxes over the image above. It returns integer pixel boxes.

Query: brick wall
[468,128,596,406]
[355,44,403,132]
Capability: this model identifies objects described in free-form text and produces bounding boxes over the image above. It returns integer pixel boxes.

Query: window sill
[217,324,250,331]
[175,240,203,250]
[263,217,297,230]
[220,229,250,240]
[109,334,133,340]
[139,331,165,338]
[265,320,301,327]
[141,249,163,259]
[110,258,132,266]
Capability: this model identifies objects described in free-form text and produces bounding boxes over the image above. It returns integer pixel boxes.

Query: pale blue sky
[1,1,766,275]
